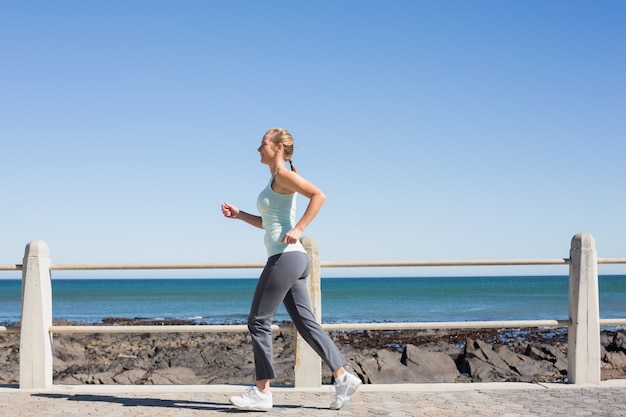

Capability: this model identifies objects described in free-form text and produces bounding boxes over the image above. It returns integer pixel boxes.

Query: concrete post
[295,236,322,387]
[20,240,53,389]
[568,233,601,384]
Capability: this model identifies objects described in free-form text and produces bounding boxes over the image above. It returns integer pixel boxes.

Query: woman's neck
[269,160,286,176]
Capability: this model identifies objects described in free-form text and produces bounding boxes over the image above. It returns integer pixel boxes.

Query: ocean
[1,275,625,326]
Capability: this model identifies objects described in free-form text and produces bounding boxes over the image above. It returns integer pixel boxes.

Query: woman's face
[257,137,280,165]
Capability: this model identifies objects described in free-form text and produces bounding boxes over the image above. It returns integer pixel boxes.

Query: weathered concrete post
[568,233,601,384]
[20,240,53,389]
[295,236,322,387]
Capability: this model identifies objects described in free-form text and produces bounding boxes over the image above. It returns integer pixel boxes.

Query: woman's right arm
[221,202,263,229]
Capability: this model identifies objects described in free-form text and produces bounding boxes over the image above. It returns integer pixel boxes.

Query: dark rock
[402,344,461,382]
[615,332,626,351]
[473,340,511,370]
[353,349,405,384]
[604,351,626,368]
[496,345,542,382]
[2,325,626,385]
[463,339,521,382]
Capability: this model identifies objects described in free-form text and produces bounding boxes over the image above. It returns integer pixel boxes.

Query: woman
[221,127,361,411]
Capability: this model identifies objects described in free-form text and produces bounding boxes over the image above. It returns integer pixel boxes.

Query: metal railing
[3,233,626,389]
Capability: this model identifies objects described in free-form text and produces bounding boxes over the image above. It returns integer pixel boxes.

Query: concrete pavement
[2,380,626,416]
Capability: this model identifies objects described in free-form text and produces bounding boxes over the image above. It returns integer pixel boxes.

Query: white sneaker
[229,386,273,411]
[330,372,362,410]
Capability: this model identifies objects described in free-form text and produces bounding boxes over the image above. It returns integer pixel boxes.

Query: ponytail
[287,159,297,173]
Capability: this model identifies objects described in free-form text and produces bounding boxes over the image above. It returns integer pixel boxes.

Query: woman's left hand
[281,228,302,245]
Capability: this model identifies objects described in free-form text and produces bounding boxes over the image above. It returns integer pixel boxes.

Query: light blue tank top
[256,174,306,257]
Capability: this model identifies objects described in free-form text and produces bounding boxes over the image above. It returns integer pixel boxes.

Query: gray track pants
[248,251,347,381]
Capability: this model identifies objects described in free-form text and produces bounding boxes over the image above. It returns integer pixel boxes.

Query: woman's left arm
[274,170,327,245]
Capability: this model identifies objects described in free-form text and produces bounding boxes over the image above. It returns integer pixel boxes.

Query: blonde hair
[264,127,297,172]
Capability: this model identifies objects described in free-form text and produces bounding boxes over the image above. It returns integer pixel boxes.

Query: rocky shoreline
[1,318,625,385]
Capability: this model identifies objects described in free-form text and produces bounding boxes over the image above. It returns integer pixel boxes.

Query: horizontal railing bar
[321,320,570,330]
[25,319,626,335]
[599,319,626,326]
[50,262,266,271]
[0,258,622,272]
[50,324,284,334]
[50,258,573,271]
[49,319,570,335]
[321,259,571,268]
[598,258,626,264]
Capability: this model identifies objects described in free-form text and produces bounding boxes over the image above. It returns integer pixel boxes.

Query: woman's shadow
[33,393,321,413]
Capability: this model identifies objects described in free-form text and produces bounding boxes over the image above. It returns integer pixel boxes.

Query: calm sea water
[1,275,625,325]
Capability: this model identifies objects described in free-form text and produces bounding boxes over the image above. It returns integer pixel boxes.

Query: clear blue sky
[1,1,624,278]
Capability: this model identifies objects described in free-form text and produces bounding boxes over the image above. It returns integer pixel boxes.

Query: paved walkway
[2,381,626,417]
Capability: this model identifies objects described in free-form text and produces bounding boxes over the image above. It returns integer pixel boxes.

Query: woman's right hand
[221,202,240,219]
